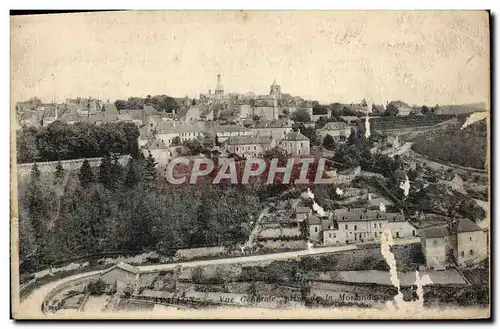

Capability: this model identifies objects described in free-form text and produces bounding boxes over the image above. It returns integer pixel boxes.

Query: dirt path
[17,237,420,319]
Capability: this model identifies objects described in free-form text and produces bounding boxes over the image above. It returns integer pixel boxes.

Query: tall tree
[54,160,64,183]
[291,108,311,123]
[143,153,157,191]
[124,158,141,188]
[99,153,113,188]
[322,134,335,150]
[30,163,41,182]
[78,159,95,188]
[110,153,123,189]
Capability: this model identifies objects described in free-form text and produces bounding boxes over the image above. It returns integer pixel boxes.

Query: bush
[87,278,106,295]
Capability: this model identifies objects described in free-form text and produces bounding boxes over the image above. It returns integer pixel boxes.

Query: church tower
[214,73,224,102]
[269,79,281,101]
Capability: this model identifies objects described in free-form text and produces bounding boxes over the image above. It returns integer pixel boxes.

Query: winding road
[15,237,420,318]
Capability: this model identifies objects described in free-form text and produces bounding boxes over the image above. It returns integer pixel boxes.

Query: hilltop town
[15,74,489,313]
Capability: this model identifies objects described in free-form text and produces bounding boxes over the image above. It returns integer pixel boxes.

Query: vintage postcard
[10,10,490,319]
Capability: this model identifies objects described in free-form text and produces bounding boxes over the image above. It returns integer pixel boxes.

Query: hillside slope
[411,118,488,170]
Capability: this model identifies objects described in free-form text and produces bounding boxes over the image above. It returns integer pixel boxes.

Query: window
[314,227,318,233]
[345,224,348,230]
[374,223,377,228]
[333,234,336,239]
[354,225,357,231]
[469,237,472,242]
[470,250,474,256]
[396,232,400,238]
[254,146,256,150]
[374,232,378,238]
[412,230,416,236]
[460,251,465,257]
[379,223,382,228]
[433,240,437,246]
[328,233,332,238]
[354,234,357,241]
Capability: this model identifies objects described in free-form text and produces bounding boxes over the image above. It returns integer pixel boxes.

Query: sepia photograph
[10,10,491,320]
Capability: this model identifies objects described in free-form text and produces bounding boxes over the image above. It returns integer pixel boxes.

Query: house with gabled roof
[450,218,488,267]
[420,226,450,270]
[280,130,310,156]
[224,135,274,158]
[99,262,140,293]
[317,121,352,142]
[420,218,488,269]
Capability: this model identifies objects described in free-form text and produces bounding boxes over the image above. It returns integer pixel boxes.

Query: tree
[78,159,95,187]
[30,163,41,182]
[322,134,335,150]
[328,103,343,118]
[143,153,157,191]
[171,136,182,146]
[263,146,287,160]
[384,101,400,116]
[110,154,124,189]
[99,153,113,189]
[26,166,44,243]
[124,158,141,188]
[183,139,203,156]
[87,278,106,295]
[291,108,311,123]
[421,105,430,115]
[16,127,40,163]
[315,116,332,130]
[300,126,319,146]
[192,266,203,283]
[54,160,64,183]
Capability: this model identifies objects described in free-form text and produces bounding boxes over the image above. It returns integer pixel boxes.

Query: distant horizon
[14,91,488,109]
[11,11,490,107]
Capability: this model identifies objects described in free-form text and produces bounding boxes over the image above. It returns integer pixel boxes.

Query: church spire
[215,73,224,92]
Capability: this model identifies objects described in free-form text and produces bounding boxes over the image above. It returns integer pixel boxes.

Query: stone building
[141,139,186,167]
[316,121,352,142]
[420,226,451,270]
[248,119,293,141]
[224,136,274,158]
[281,130,310,156]
[451,219,488,267]
[99,262,140,293]
[420,219,488,269]
[306,208,416,246]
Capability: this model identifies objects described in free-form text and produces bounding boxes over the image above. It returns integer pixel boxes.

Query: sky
[10,11,490,106]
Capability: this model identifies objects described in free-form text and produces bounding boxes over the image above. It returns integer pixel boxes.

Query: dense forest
[18,153,265,275]
[412,121,488,169]
[16,121,140,164]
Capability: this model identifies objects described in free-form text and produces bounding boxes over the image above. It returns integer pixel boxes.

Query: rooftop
[333,208,403,222]
[225,135,272,146]
[251,119,292,129]
[306,214,321,225]
[422,226,450,239]
[296,206,311,214]
[456,218,484,233]
[318,122,350,131]
[283,131,309,141]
